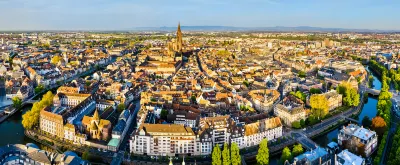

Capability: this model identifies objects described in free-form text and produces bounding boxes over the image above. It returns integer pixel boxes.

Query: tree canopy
[212,144,222,165]
[310,94,329,119]
[292,144,304,157]
[22,91,54,130]
[280,147,292,164]
[51,55,61,65]
[231,143,241,165]
[337,82,360,107]
[12,96,22,109]
[256,138,269,165]
[222,143,231,165]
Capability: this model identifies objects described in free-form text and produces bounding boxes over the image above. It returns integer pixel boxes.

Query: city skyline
[0,0,400,31]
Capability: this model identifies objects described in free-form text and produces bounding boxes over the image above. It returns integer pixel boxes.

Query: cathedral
[167,23,184,58]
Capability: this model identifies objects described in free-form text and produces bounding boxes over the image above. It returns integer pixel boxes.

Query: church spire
[93,109,100,122]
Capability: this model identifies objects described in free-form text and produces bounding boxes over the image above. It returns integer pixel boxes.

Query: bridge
[344,117,358,123]
[292,132,318,150]
[360,85,380,96]
[25,99,39,104]
[365,88,381,96]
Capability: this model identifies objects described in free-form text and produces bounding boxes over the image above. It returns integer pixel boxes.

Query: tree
[256,138,269,165]
[292,144,304,157]
[160,109,168,120]
[310,88,321,94]
[280,147,292,164]
[117,103,125,113]
[300,119,305,128]
[337,81,360,107]
[298,71,306,78]
[82,150,90,160]
[371,116,387,137]
[22,91,54,130]
[362,116,372,128]
[231,143,241,165]
[222,143,231,165]
[51,55,61,64]
[310,94,329,119]
[212,144,222,165]
[292,121,301,129]
[34,84,45,94]
[12,96,22,109]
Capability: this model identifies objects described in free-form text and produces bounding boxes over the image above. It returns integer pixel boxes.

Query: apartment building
[274,95,307,127]
[131,124,197,156]
[338,124,378,157]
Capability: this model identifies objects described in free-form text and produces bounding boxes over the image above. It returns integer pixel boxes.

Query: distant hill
[129,26,399,32]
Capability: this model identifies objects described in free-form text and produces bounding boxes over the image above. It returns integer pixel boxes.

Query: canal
[313,66,381,147]
[0,105,35,146]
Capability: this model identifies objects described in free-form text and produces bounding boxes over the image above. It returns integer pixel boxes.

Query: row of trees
[386,126,400,165]
[22,91,54,130]
[212,143,241,165]
[280,144,304,164]
[336,82,360,107]
[369,61,392,165]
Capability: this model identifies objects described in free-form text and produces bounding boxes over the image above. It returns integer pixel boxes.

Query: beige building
[322,90,343,111]
[274,95,307,127]
[248,89,280,112]
[40,107,65,138]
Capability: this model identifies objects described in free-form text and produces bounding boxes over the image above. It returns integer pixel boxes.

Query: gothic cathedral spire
[176,22,183,52]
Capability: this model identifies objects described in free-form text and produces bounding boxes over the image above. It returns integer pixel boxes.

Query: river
[313,66,381,147]
[0,105,35,146]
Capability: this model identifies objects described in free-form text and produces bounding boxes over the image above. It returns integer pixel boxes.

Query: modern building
[131,124,197,156]
[293,147,331,165]
[338,124,378,157]
[335,149,365,165]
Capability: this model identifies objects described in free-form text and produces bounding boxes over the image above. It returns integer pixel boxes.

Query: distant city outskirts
[0,23,400,165]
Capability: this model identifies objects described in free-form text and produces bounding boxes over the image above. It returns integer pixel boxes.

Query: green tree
[298,71,306,78]
[212,144,222,165]
[34,84,45,94]
[117,103,125,113]
[280,147,292,164]
[256,138,269,165]
[310,88,321,94]
[292,144,304,157]
[231,143,241,165]
[222,143,231,165]
[160,109,168,120]
[362,116,372,128]
[82,150,90,160]
[12,96,22,109]
[292,121,301,129]
[300,119,305,127]
[310,94,329,119]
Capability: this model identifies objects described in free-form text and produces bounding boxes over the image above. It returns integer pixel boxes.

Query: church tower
[176,22,183,52]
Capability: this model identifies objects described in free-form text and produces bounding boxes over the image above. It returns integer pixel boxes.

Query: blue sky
[0,0,399,30]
